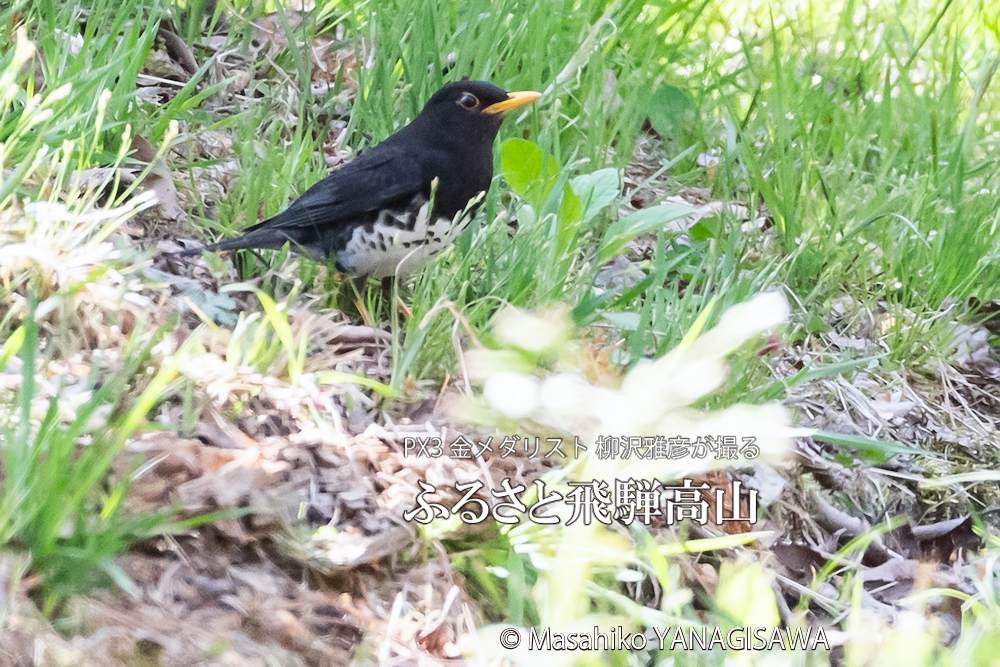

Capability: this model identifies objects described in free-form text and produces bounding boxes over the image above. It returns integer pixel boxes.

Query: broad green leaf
[689,217,720,241]
[648,84,697,140]
[500,138,558,201]
[501,138,541,197]
[570,167,620,222]
[598,202,694,264]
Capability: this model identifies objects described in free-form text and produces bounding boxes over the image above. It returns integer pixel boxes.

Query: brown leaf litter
[7,17,1000,667]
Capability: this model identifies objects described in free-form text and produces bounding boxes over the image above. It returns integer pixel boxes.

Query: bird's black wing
[242,143,432,234]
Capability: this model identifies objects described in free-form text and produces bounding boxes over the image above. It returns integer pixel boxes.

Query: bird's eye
[457,92,479,109]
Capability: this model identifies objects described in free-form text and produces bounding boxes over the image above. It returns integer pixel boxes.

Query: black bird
[180,81,540,278]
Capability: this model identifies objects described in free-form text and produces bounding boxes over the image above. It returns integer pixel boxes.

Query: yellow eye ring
[458,93,479,109]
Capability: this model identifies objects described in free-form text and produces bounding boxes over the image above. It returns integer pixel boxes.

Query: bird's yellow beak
[483,90,542,115]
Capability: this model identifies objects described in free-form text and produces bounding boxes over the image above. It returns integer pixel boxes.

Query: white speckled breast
[336,197,477,278]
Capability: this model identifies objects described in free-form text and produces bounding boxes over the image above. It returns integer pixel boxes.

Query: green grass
[3,0,1000,662]
[312,0,1000,384]
[0,3,226,614]
[2,308,164,613]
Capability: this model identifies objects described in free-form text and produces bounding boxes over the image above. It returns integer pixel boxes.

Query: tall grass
[0,2,220,612]
[5,0,1000,657]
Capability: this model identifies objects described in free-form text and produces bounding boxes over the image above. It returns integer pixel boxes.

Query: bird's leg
[379,276,394,302]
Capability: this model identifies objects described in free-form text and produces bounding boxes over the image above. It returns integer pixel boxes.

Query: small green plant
[0,305,191,614]
[0,19,227,616]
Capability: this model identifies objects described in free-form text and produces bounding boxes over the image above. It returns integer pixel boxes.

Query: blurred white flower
[468,291,804,482]
[493,305,571,355]
[483,371,541,420]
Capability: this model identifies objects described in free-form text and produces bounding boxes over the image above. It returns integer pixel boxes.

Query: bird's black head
[412,80,541,146]
[380,80,539,225]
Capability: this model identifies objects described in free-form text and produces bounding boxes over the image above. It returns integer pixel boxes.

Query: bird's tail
[173,226,298,257]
